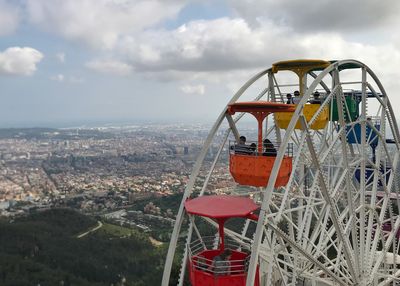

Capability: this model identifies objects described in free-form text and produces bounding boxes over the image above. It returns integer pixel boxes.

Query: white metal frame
[162,60,400,286]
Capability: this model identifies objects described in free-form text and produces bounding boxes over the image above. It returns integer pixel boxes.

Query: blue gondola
[345,123,379,146]
[354,165,391,187]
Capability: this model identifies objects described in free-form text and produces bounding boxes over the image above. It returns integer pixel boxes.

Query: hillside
[0,208,179,286]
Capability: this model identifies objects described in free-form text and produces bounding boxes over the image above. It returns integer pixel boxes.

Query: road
[77,221,103,238]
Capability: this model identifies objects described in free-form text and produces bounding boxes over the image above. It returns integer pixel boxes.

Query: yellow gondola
[272,60,330,130]
[275,104,329,130]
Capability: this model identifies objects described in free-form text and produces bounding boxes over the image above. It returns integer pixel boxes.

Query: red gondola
[185,195,260,286]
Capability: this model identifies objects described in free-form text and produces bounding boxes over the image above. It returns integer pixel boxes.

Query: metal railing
[271,90,329,104]
[229,140,293,157]
[189,236,251,276]
[189,236,247,256]
[365,116,381,125]
[191,255,249,275]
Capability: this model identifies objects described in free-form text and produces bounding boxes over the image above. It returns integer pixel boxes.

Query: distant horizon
[0,117,219,129]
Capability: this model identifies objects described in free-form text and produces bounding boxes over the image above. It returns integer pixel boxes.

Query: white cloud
[113,16,400,88]
[109,14,400,114]
[0,47,44,76]
[86,59,133,76]
[56,52,66,63]
[228,0,400,32]
[138,44,161,63]
[119,18,295,72]
[26,0,187,49]
[180,84,205,95]
[0,0,19,36]
[50,74,65,82]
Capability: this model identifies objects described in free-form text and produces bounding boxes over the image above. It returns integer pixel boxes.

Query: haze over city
[1,0,400,127]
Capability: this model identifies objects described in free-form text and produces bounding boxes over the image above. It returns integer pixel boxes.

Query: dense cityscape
[0,124,237,238]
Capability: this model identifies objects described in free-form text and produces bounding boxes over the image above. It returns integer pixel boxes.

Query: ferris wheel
[162,59,400,286]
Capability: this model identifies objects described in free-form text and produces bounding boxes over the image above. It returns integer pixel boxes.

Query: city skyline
[1,0,400,127]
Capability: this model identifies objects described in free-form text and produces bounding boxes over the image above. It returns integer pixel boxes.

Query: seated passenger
[310,91,322,104]
[286,93,294,104]
[293,90,301,104]
[263,139,277,156]
[249,143,257,155]
[210,249,232,276]
[233,136,252,155]
[195,254,208,271]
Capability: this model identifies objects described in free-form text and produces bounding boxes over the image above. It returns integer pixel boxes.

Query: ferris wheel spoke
[306,204,331,253]
[366,152,400,273]
[330,169,348,199]
[333,87,363,273]
[376,271,400,286]
[262,229,290,286]
[370,218,400,283]
[297,172,327,249]
[303,115,359,281]
[268,222,352,285]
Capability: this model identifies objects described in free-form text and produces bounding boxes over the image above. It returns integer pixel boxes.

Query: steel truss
[162,60,400,286]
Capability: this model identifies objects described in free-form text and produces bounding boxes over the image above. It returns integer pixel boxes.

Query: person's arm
[208,258,215,273]
[226,260,231,275]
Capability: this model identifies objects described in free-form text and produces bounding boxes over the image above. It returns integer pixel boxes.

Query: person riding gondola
[293,90,301,104]
[310,91,322,104]
[249,143,257,155]
[210,249,232,276]
[233,136,252,155]
[263,139,277,156]
[286,93,294,104]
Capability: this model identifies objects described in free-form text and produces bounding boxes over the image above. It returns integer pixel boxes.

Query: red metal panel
[227,101,295,115]
[229,154,292,187]
[184,195,259,219]
[189,250,260,286]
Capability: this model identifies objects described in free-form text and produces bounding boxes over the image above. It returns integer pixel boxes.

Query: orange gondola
[227,102,294,187]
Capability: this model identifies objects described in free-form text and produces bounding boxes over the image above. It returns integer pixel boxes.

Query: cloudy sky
[1,0,400,127]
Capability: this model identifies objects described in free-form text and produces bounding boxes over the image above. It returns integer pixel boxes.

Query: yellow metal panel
[275,104,329,130]
[272,59,330,74]
[271,59,331,97]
